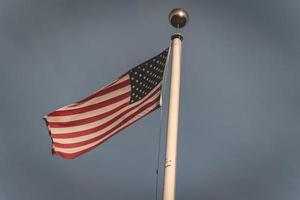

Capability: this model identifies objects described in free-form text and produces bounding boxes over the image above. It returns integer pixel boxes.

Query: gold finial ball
[169,8,189,28]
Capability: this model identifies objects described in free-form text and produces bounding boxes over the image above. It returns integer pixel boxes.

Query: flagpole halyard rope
[155,43,172,200]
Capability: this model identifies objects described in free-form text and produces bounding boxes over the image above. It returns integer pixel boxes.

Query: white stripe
[46,82,161,123]
[53,103,158,154]
[59,83,130,111]
[50,84,161,134]
[50,96,154,134]
[52,91,160,144]
[57,75,130,111]
[46,97,130,123]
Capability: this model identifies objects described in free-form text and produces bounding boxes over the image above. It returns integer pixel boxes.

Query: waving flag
[44,48,169,159]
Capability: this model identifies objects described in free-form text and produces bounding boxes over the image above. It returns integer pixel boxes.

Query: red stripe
[76,79,130,104]
[47,86,161,127]
[53,98,159,148]
[52,105,159,159]
[51,89,161,138]
[48,91,131,116]
[48,102,130,128]
[102,74,127,89]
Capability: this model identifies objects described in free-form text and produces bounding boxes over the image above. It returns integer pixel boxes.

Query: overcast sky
[1,1,300,200]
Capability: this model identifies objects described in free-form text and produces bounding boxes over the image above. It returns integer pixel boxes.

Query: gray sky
[1,1,300,200]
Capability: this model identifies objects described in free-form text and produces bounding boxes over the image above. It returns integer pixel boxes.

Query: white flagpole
[163,8,189,200]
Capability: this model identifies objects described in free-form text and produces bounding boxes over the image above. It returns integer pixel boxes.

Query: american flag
[44,48,169,159]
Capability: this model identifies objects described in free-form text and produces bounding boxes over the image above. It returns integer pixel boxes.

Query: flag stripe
[44,48,169,159]
[52,103,159,157]
[51,89,161,139]
[47,74,130,116]
[51,93,160,145]
[47,102,130,128]
[46,83,161,123]
[48,86,161,133]
[46,98,130,123]
[53,76,130,113]
[58,83,131,111]
[52,105,158,159]
[72,75,130,104]
[52,98,159,148]
[48,91,131,116]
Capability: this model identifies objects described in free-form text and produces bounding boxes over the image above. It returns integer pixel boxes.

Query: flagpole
[163,8,189,200]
